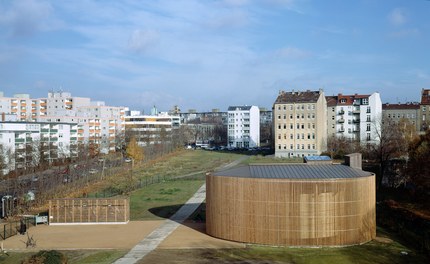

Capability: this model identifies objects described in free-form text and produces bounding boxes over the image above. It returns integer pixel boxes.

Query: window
[278,115,281,120]
[284,124,287,129]
[278,106,281,110]
[278,134,281,139]
[367,124,371,131]
[278,125,281,129]
[283,105,286,110]
[301,124,304,129]
[290,134,293,139]
[340,99,346,103]
[290,144,293,149]
[308,144,310,149]
[290,114,293,119]
[284,145,287,149]
[367,133,371,141]
[278,145,281,149]
[367,115,371,122]
[297,134,300,139]
[362,98,368,105]
[307,133,310,139]
[284,134,287,139]
[297,144,300,149]
[312,133,315,139]
[366,107,371,113]
[283,115,287,119]
[297,124,300,129]
[290,124,293,129]
[301,144,304,149]
[301,133,304,139]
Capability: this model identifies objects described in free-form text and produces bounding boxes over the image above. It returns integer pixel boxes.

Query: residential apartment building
[1,91,125,154]
[0,122,78,174]
[382,103,420,131]
[124,113,180,147]
[46,91,91,116]
[273,90,327,158]
[419,88,430,131]
[227,105,260,149]
[326,93,382,143]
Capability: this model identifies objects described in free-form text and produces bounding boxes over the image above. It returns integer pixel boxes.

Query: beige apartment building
[273,89,327,158]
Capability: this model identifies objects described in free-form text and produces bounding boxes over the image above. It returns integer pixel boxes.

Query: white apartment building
[124,113,181,147]
[227,105,260,149]
[326,92,382,143]
[46,91,91,116]
[1,91,125,154]
[273,90,327,158]
[0,122,78,174]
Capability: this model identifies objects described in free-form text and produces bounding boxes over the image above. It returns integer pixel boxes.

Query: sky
[0,0,429,113]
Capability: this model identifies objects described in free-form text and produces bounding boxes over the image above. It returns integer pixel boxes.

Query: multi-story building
[1,91,125,154]
[124,113,181,147]
[273,90,327,158]
[419,88,430,131]
[227,105,260,149]
[46,91,91,116]
[382,103,420,131]
[326,93,382,143]
[0,121,78,174]
[259,108,273,146]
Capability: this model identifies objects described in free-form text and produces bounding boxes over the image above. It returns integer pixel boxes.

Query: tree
[366,116,413,189]
[126,136,144,163]
[408,130,430,199]
[325,135,360,160]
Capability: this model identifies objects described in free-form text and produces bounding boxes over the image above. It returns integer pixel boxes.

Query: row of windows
[277,113,315,120]
[278,133,316,140]
[276,104,316,111]
[387,113,416,119]
[277,123,316,130]
[278,144,316,150]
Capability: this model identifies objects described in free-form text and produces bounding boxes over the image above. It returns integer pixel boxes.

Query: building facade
[227,106,260,149]
[382,103,420,132]
[273,90,327,158]
[419,88,430,131]
[0,122,78,174]
[124,113,180,147]
[326,93,382,143]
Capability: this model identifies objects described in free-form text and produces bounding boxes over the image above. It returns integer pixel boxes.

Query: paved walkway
[113,184,206,264]
[113,155,248,264]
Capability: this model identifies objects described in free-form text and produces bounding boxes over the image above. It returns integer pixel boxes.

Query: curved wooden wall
[206,174,375,246]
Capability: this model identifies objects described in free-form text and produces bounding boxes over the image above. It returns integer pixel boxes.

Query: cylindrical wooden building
[206,163,375,246]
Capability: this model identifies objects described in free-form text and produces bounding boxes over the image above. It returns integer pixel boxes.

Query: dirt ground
[1,220,244,251]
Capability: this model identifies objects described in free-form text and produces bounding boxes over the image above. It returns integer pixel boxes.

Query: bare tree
[366,116,411,189]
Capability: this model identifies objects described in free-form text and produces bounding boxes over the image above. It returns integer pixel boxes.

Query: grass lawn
[244,155,304,164]
[139,229,429,264]
[0,250,127,264]
[130,178,205,220]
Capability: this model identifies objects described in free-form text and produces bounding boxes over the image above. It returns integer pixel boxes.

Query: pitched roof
[274,90,321,104]
[382,103,420,110]
[212,164,373,179]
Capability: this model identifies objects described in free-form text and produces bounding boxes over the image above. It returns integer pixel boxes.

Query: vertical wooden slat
[206,173,376,246]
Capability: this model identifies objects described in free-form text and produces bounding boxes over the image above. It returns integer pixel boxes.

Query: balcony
[338,118,345,123]
[338,128,345,132]
[352,109,360,114]
[15,138,25,143]
[338,110,345,115]
[353,119,360,123]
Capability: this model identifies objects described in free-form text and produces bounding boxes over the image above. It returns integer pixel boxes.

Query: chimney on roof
[345,153,362,170]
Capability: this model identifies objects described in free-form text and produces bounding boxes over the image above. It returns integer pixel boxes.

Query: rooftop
[212,164,373,179]
[228,106,254,111]
[274,90,322,104]
[382,103,420,110]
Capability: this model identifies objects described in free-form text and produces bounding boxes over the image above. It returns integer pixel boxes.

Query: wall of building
[206,174,376,246]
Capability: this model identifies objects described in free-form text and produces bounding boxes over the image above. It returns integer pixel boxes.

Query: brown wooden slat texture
[206,174,375,246]
[48,198,129,224]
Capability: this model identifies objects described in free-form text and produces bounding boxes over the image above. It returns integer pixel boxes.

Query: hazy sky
[0,0,429,113]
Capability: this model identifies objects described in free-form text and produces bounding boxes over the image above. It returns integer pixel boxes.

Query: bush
[23,250,67,264]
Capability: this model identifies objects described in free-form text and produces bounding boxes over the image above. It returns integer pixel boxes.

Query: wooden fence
[48,198,129,225]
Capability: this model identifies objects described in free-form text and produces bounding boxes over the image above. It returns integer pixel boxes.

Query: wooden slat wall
[48,198,129,224]
[206,174,375,246]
